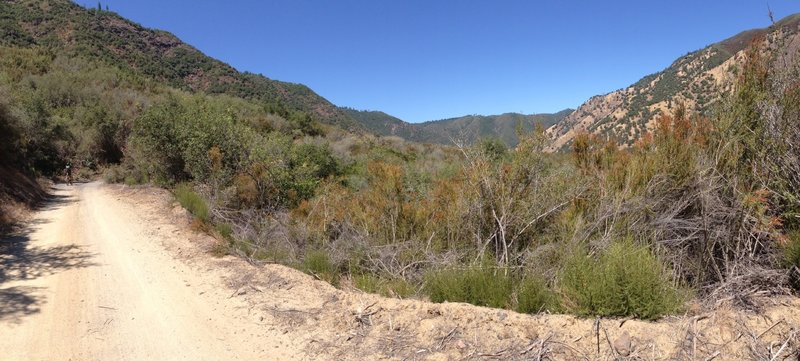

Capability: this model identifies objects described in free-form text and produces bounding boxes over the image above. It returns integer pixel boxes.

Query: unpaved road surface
[0,182,295,360]
[3,182,800,360]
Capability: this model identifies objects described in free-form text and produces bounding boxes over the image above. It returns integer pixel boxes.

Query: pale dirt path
[4,182,800,361]
[0,182,295,360]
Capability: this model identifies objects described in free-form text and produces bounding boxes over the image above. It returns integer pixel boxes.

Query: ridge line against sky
[77,1,798,123]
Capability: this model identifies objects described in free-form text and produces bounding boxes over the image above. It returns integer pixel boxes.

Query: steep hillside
[0,0,359,129]
[340,108,420,139]
[547,13,800,150]
[0,103,46,233]
[343,107,572,146]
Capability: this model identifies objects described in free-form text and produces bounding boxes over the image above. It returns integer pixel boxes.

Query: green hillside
[0,0,359,129]
[340,108,416,138]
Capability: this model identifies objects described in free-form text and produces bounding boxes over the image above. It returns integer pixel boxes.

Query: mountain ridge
[342,107,573,146]
[546,13,800,150]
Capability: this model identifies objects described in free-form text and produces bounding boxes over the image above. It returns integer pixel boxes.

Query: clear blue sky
[79,1,798,122]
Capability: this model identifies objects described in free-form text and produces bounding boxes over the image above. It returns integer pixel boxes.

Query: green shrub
[353,273,380,293]
[290,142,340,179]
[561,239,684,320]
[120,168,148,186]
[477,137,508,161]
[103,165,125,183]
[215,223,233,241]
[124,176,138,186]
[231,239,253,257]
[353,274,415,298]
[252,246,291,263]
[783,231,800,290]
[77,167,94,181]
[302,250,339,286]
[174,183,209,222]
[515,275,561,314]
[424,266,512,308]
[382,278,415,298]
[783,230,800,269]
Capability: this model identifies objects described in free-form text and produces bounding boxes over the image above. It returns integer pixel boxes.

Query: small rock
[455,340,467,349]
[524,328,539,340]
[613,331,632,356]
[496,311,507,321]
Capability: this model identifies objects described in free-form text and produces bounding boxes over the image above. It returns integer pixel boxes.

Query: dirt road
[0,182,294,360]
[3,182,800,360]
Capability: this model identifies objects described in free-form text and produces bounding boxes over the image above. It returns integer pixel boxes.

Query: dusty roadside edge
[108,183,800,360]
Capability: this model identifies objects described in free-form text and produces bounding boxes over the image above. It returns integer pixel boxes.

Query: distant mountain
[347,15,800,149]
[340,108,414,137]
[342,108,573,146]
[0,0,359,129]
[547,13,800,151]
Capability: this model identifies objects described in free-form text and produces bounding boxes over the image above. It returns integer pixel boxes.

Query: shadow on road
[0,190,96,323]
[0,286,45,324]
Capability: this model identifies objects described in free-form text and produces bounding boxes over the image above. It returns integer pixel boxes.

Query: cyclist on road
[65,163,73,185]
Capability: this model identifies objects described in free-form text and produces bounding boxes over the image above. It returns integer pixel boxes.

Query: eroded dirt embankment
[0,165,48,234]
[2,182,799,360]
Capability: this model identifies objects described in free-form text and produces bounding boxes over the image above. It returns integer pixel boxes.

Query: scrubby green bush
[76,167,94,181]
[251,245,291,263]
[102,164,125,183]
[215,223,233,241]
[782,230,800,269]
[130,97,338,209]
[302,250,339,286]
[561,240,684,320]
[123,171,148,186]
[354,274,415,298]
[174,183,209,222]
[784,231,800,290]
[515,275,561,314]
[477,137,508,161]
[424,266,513,308]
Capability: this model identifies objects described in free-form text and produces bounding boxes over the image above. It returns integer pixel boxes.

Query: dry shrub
[578,109,786,305]
[569,41,800,306]
[294,162,471,280]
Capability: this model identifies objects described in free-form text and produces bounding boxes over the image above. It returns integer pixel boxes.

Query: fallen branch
[769,329,795,361]
[437,327,458,350]
[704,350,721,361]
[757,319,785,340]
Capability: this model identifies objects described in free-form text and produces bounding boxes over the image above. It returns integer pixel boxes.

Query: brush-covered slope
[0,0,359,129]
[547,13,800,151]
[343,107,572,146]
